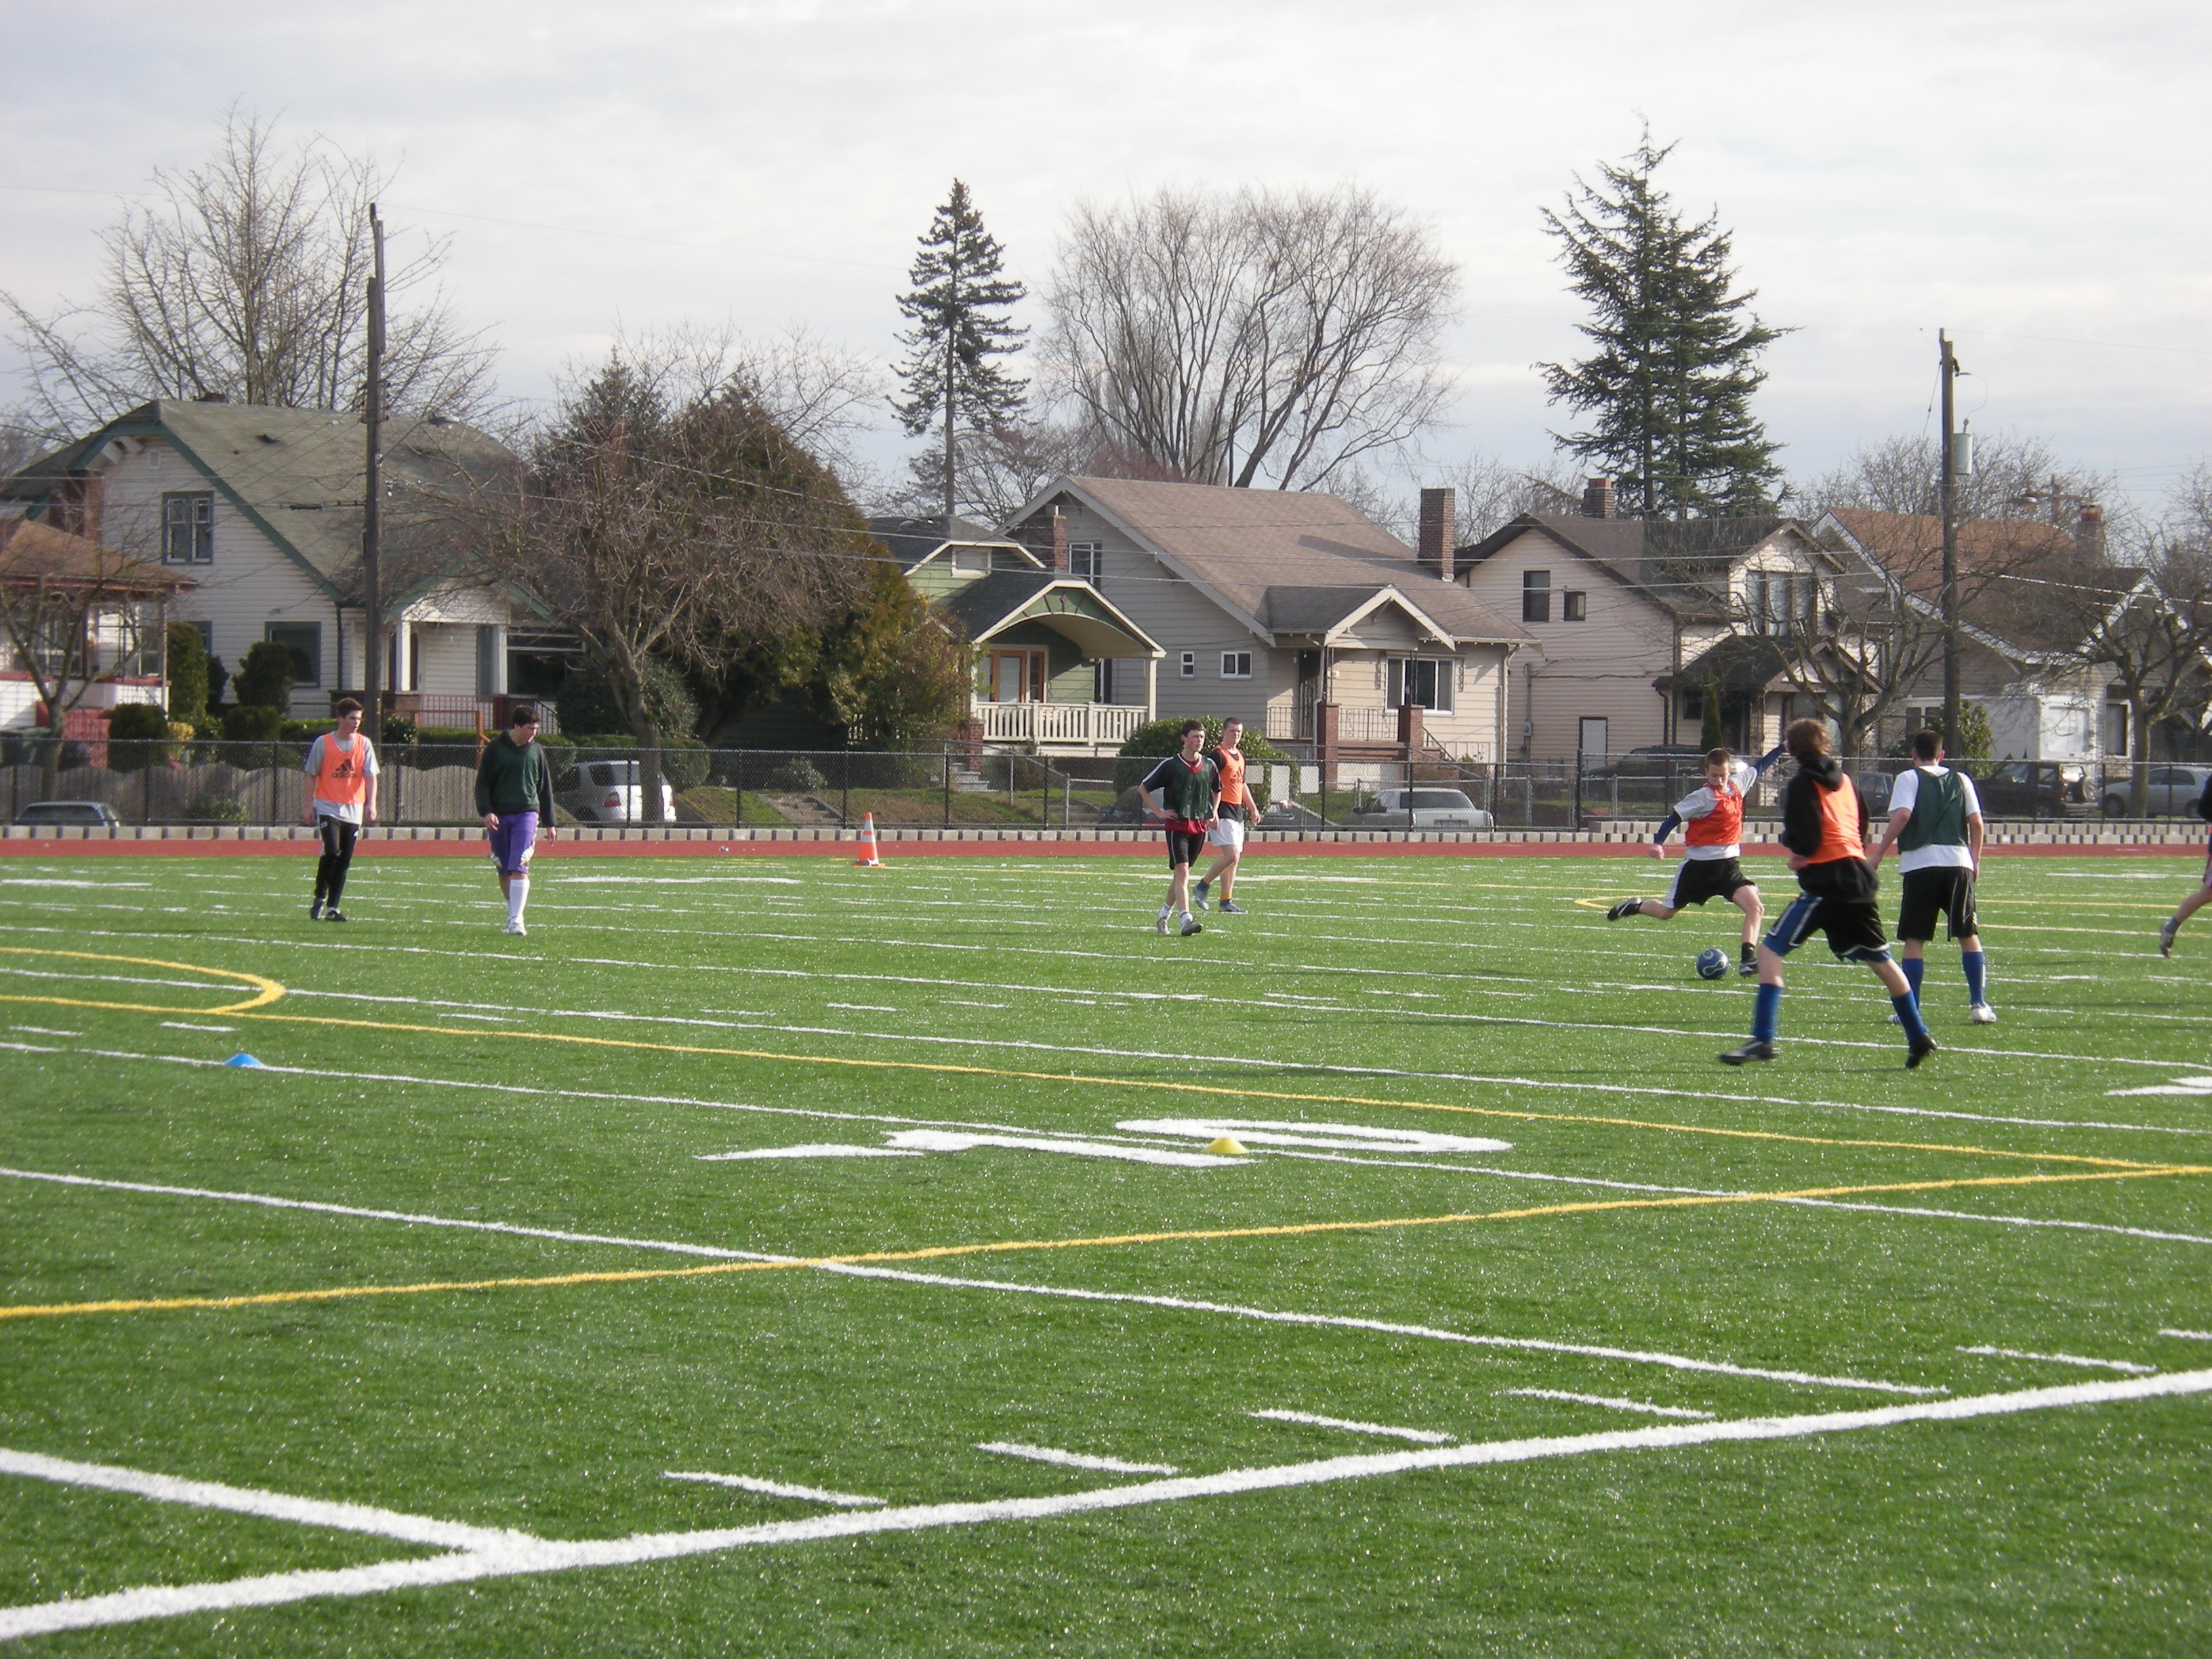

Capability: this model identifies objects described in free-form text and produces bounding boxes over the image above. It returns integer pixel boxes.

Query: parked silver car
[564,760,678,823]
[14,800,121,827]
[1341,787,1494,830]
[2101,764,2212,818]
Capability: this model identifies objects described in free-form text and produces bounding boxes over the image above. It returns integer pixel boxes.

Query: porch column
[392,617,413,695]
[1145,657,1158,721]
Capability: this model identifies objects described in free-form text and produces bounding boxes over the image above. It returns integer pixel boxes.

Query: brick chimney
[1417,487,1456,581]
[1019,505,1069,572]
[2075,502,2106,558]
[1582,477,1616,520]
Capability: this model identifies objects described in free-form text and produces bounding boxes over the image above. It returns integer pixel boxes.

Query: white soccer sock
[507,876,529,924]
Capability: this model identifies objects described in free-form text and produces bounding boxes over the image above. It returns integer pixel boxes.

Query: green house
[868,516,1163,755]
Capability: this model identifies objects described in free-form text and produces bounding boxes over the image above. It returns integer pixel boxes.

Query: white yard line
[2160,1328,2212,1340]
[662,1471,884,1507]
[158,1022,236,1033]
[1957,1345,2158,1374]
[698,1143,927,1160]
[7,1370,2209,1642]
[1498,1389,1716,1420]
[975,1442,1181,1475]
[1247,1409,1454,1444]
[0,1446,528,1551]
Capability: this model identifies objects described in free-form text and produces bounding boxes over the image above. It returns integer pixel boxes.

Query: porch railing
[972,701,1146,746]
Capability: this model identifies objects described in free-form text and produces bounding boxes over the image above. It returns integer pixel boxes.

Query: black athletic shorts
[1897,865,1977,942]
[1663,856,1754,909]
[1164,828,1208,869]
[1764,889,1892,964]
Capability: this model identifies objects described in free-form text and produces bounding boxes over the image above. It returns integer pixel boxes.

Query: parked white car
[1341,787,1494,830]
[565,759,678,823]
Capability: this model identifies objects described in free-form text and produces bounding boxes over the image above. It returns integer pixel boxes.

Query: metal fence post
[943,750,952,829]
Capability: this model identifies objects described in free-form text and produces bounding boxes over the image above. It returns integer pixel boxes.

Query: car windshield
[1408,792,1474,810]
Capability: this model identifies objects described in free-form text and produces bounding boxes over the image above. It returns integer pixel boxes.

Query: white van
[565,759,679,823]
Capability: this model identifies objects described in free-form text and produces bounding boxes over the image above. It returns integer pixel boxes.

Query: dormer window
[947,548,987,576]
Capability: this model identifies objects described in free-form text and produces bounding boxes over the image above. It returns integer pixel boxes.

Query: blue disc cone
[223,1053,264,1068]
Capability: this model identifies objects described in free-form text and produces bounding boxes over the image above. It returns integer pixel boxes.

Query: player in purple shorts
[474,705,556,935]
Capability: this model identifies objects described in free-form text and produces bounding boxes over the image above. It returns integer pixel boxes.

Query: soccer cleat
[1718,1039,1777,1065]
[1907,1033,1938,1069]
[2160,916,2179,958]
[502,920,527,937]
[1218,899,1247,914]
[1155,911,1172,936]
[1605,899,1642,921]
[310,898,324,920]
[1181,917,1204,937]
[1887,1011,1902,1025]
[1969,1003,1997,1025]
[324,910,348,923]
[1737,954,1757,977]
[1191,880,1210,912]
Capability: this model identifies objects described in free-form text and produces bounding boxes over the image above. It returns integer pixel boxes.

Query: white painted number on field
[1118,1118,1512,1155]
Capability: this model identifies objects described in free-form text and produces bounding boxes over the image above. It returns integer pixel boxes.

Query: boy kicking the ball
[1721,719,1934,1069]
[1605,745,1782,977]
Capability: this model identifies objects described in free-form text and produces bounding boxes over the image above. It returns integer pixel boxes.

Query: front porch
[970,699,1148,752]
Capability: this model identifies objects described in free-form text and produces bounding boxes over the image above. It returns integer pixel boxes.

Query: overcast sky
[4,0,2207,512]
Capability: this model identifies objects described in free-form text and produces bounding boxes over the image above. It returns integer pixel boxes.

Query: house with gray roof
[3,398,532,728]
[1453,479,1847,762]
[1000,478,1530,763]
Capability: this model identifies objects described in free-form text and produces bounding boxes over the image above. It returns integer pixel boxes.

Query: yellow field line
[0,947,284,1014]
[2,1166,2198,1325]
[7,950,2180,1174]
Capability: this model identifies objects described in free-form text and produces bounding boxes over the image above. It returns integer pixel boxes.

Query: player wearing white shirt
[1605,745,1782,977]
[1865,731,1993,1023]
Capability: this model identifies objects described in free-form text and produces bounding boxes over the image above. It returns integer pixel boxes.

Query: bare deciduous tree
[1042,184,1458,491]
[463,339,878,820]
[4,110,497,434]
[1798,429,2127,537]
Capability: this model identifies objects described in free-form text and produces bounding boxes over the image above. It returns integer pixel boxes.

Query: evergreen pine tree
[893,180,1027,523]
[1538,136,1786,519]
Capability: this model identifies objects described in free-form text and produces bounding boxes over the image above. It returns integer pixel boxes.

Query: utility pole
[362,204,386,742]
[1939,329,1961,754]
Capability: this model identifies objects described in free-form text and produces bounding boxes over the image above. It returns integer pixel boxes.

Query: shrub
[282,720,336,743]
[107,703,171,741]
[380,713,418,746]
[659,738,710,790]
[555,655,698,741]
[189,794,247,822]
[232,640,296,710]
[222,705,285,741]
[165,623,210,724]
[1112,716,1286,800]
[108,703,181,771]
[772,758,827,792]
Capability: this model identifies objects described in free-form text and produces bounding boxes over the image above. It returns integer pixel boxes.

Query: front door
[989,651,1042,703]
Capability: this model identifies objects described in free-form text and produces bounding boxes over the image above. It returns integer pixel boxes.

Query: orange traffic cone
[854,811,884,867]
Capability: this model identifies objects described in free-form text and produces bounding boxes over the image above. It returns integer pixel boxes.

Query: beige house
[3,399,528,728]
[1002,478,1528,763]
[1455,481,1847,763]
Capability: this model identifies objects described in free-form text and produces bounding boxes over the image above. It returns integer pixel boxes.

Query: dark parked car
[14,800,121,827]
[1973,760,2092,819]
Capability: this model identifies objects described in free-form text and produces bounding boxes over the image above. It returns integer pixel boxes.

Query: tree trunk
[2129,693,2151,817]
[608,649,670,825]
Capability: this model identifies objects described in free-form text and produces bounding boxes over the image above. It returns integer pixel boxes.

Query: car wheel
[2104,795,2127,817]
[2035,803,2056,820]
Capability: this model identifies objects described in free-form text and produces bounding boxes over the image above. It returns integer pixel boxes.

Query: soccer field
[4,849,2212,1654]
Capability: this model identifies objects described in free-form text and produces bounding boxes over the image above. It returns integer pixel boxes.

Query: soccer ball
[1695,947,1729,980]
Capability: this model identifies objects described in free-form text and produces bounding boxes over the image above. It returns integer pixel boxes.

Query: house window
[1522,569,1551,623]
[1179,651,1195,678]
[162,493,213,564]
[947,548,987,576]
[264,621,321,687]
[1387,657,1455,713]
[1747,571,1818,634]
[987,651,1044,703]
[1069,541,1103,580]
[1221,651,1252,678]
[1563,590,1588,621]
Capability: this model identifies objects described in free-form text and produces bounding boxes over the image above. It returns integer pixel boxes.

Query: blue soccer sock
[1891,994,1929,1041]
[1752,983,1783,1044]
[1962,950,1988,1005]
[1900,955,1925,1006]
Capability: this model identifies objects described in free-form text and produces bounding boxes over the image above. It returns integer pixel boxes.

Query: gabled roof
[1007,476,1527,648]
[1814,508,2137,660]
[938,570,1162,657]
[1456,512,1833,620]
[7,400,513,604]
[865,514,1036,573]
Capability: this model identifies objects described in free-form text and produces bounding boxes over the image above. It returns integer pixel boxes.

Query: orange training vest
[1684,778,1744,847]
[314,733,370,807]
[1214,746,1251,810]
[1810,773,1865,863]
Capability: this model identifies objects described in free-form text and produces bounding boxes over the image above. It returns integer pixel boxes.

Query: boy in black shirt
[1138,720,1220,937]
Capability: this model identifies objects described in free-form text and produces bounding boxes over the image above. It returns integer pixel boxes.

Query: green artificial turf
[3,850,2211,1654]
